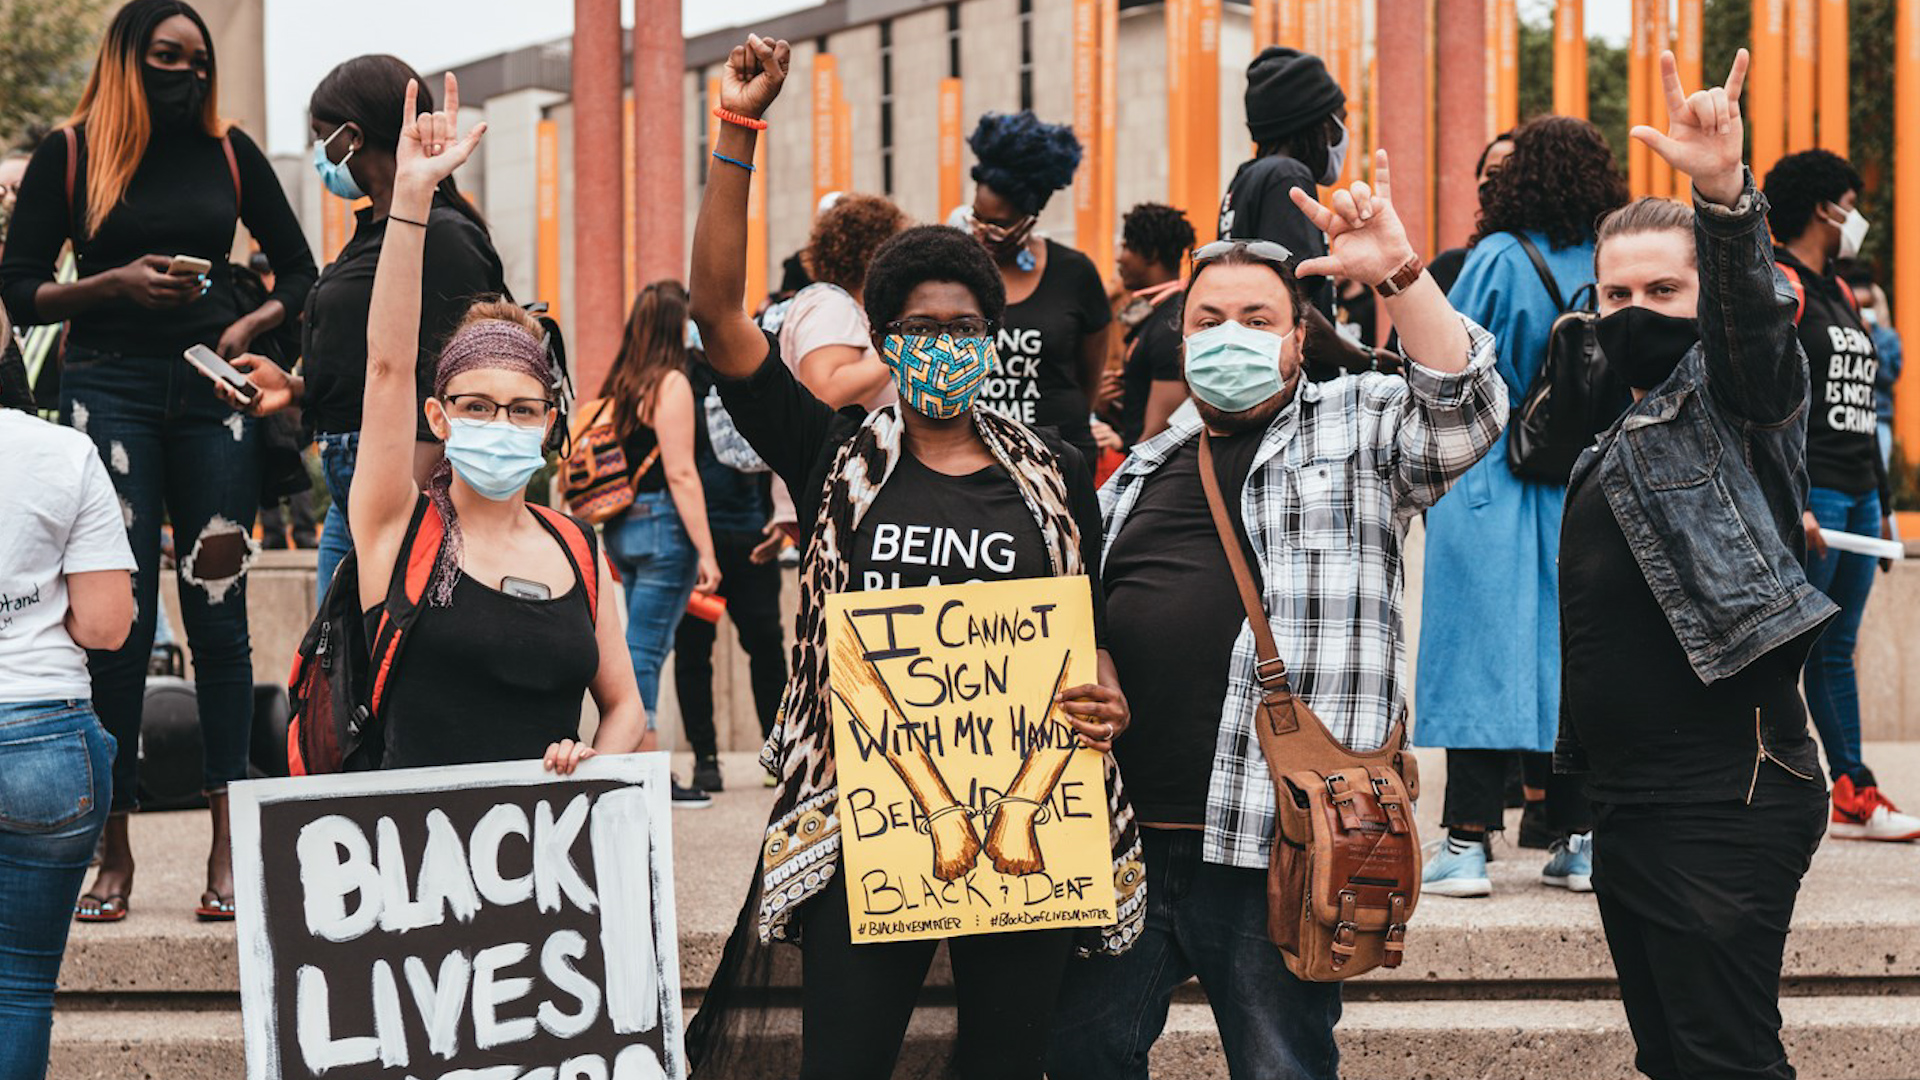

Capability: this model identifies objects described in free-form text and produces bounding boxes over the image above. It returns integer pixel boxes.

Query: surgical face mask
[443,416,547,500]
[880,333,993,419]
[312,125,365,201]
[1595,306,1700,391]
[1319,117,1350,185]
[143,65,208,132]
[685,319,704,351]
[1826,205,1869,262]
[1184,320,1295,414]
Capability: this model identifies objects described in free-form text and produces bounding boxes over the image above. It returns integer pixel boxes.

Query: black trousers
[798,872,1076,1080]
[671,528,788,759]
[1592,764,1827,1080]
[1442,748,1593,834]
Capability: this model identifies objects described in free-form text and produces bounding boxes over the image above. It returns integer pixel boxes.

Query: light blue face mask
[1183,319,1296,414]
[1319,116,1350,185]
[312,125,366,201]
[443,417,547,500]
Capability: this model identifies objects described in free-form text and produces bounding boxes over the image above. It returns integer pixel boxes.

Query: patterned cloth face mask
[881,332,994,419]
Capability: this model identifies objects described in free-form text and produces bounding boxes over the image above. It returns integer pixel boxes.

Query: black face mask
[143,64,208,132]
[1595,305,1700,391]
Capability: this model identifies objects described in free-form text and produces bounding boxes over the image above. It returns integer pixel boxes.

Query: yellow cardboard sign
[827,577,1118,943]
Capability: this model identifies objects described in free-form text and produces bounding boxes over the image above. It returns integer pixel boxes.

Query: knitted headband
[433,319,553,400]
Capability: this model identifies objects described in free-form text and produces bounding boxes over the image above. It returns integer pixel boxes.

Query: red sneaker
[1831,775,1920,842]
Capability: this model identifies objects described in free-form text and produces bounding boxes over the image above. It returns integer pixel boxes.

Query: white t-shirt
[0,410,136,703]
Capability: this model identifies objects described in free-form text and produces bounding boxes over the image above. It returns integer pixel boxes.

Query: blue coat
[1414,231,1594,751]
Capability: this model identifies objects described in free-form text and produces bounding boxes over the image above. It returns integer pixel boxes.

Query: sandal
[196,891,236,922]
[74,893,129,923]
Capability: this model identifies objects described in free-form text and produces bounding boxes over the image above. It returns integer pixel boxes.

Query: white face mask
[1319,117,1350,186]
[1827,205,1869,262]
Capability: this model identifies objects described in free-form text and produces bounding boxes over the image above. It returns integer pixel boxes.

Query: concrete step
[48,997,1920,1080]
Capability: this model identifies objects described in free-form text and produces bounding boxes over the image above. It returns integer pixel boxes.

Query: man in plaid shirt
[1049,153,1505,1080]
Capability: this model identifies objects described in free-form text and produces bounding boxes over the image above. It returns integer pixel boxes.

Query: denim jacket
[1555,177,1839,770]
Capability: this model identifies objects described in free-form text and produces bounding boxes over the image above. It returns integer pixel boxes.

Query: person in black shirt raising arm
[0,0,316,927]
[684,35,1138,1080]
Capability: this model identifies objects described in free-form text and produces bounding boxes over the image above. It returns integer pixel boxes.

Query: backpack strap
[1511,233,1567,313]
[529,504,602,623]
[61,127,242,230]
[368,496,441,718]
[1777,261,1808,324]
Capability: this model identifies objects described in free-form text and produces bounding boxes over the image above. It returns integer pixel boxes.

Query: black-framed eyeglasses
[444,393,555,428]
[884,317,997,339]
[1191,239,1296,271]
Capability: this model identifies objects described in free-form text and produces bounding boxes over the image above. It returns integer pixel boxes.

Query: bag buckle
[1255,656,1291,689]
[1371,773,1411,834]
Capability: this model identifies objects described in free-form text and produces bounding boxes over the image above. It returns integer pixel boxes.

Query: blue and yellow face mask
[880,333,994,419]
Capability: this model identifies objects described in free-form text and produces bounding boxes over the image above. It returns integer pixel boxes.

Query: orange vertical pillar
[1166,0,1190,220]
[633,0,684,286]
[813,54,838,209]
[622,94,636,297]
[1190,0,1222,228]
[1378,0,1433,257]
[1752,0,1787,184]
[1278,0,1304,50]
[536,118,561,316]
[571,0,623,396]
[1555,0,1587,119]
[1817,0,1847,155]
[1649,0,1674,198]
[1436,0,1489,253]
[1629,0,1651,196]
[1253,0,1278,49]
[939,78,965,220]
[1895,0,1919,457]
[1675,0,1704,194]
[1099,0,1118,268]
[1074,0,1101,260]
[1496,0,1519,131]
[1787,0,1815,152]
[747,135,768,308]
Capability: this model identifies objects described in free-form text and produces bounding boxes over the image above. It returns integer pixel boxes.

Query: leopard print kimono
[754,404,1145,956]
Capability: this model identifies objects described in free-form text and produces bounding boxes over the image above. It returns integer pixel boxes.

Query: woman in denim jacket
[1557,50,1839,1080]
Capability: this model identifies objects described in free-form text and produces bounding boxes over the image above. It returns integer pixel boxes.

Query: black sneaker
[1517,800,1554,850]
[692,756,723,793]
[671,777,712,809]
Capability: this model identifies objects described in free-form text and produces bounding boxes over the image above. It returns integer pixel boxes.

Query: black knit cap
[1244,46,1346,144]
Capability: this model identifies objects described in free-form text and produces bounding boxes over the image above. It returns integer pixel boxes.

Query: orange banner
[1190,0,1221,221]
[1894,0,1918,456]
[1788,0,1815,152]
[938,77,964,220]
[834,82,853,194]
[1099,0,1118,275]
[535,118,560,318]
[813,54,839,210]
[1554,0,1587,119]
[1752,0,1787,183]
[1277,0,1303,50]
[1496,0,1519,131]
[622,92,636,299]
[748,133,768,309]
[1166,0,1190,219]
[1074,0,1100,260]
[1817,0,1847,155]
[1676,0,1704,193]
[1252,0,1277,51]
[1629,0,1651,195]
[1649,0,1674,198]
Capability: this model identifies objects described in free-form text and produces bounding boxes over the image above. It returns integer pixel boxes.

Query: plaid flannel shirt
[1100,318,1505,868]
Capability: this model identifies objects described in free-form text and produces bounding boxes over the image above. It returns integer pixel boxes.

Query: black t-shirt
[1560,469,1823,804]
[1120,291,1185,446]
[1102,427,1267,824]
[1217,154,1334,320]
[849,451,1049,591]
[1428,246,1470,297]
[983,240,1112,457]
[0,125,317,357]
[301,198,507,437]
[1778,251,1886,500]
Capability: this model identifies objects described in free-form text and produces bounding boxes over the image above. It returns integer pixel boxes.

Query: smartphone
[183,344,257,402]
[167,255,212,277]
[501,576,552,601]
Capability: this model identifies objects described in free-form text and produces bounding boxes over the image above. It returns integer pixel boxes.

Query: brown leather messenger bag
[1196,431,1424,981]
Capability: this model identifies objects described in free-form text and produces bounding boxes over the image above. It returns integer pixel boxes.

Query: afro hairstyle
[967,111,1084,217]
[1122,203,1197,273]
[863,225,1008,331]
[1763,149,1863,243]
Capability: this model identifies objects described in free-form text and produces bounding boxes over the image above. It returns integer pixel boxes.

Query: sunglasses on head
[1190,239,1296,272]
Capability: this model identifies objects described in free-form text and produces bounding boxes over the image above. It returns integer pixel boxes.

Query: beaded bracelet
[712,107,768,131]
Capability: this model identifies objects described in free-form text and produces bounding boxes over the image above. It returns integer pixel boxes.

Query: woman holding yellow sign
[686,33,1141,1080]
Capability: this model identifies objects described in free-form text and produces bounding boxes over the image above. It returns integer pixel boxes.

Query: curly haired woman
[780,193,908,409]
[1417,115,1629,898]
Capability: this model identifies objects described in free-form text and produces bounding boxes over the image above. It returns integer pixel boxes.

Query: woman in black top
[961,111,1112,464]
[354,75,646,774]
[0,0,316,925]
[686,36,1137,1080]
[224,55,508,595]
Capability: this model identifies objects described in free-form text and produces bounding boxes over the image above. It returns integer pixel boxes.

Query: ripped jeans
[61,348,259,811]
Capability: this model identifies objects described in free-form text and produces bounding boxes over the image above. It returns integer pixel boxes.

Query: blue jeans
[315,431,358,598]
[1047,828,1343,1080]
[62,350,257,810]
[1803,486,1882,783]
[0,701,115,1078]
[605,492,698,718]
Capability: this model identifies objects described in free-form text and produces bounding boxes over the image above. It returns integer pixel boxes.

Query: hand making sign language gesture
[396,73,487,196]
[1633,48,1750,207]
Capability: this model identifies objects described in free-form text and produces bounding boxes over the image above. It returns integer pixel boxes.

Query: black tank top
[622,424,667,494]
[379,523,599,770]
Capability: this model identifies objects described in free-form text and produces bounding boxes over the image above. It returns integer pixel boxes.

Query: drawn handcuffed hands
[722,33,792,120]
[396,73,485,193]
[1632,48,1749,208]
[1290,149,1419,288]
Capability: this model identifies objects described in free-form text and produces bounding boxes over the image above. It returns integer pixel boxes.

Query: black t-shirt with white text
[1779,251,1885,499]
[984,240,1112,459]
[849,451,1049,591]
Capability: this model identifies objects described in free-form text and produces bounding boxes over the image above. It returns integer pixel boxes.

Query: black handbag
[1504,235,1632,483]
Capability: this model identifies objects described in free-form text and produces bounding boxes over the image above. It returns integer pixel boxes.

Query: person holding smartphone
[0,0,316,925]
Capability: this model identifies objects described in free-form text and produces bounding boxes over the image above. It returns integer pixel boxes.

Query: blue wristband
[711,151,755,173]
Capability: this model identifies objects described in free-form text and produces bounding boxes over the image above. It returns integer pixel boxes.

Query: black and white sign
[231,755,683,1080]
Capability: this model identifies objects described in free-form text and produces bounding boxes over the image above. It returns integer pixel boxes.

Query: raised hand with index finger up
[1631,48,1749,207]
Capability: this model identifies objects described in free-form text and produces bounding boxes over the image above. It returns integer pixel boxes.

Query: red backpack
[286,497,601,775]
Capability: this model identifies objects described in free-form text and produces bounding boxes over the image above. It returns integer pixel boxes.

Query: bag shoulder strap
[62,128,241,218]
[1777,261,1808,324]
[1196,432,1302,736]
[1511,233,1567,313]
[220,131,242,204]
[528,504,602,622]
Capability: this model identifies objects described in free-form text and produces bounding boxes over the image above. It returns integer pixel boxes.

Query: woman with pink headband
[350,74,647,773]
